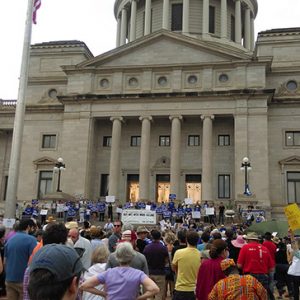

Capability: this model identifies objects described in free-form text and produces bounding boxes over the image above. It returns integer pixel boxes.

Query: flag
[32,0,41,24]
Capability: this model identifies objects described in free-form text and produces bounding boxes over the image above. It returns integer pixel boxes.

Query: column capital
[169,115,183,121]
[139,116,153,122]
[110,116,124,122]
[200,114,215,121]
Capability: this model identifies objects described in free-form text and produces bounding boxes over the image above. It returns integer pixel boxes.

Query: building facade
[0,0,300,217]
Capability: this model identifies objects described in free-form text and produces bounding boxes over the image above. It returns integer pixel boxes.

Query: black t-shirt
[219,205,225,214]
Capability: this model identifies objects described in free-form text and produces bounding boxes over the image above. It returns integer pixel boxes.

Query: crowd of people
[0,209,300,300]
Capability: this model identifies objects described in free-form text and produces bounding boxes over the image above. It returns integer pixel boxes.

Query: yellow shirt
[172,247,201,291]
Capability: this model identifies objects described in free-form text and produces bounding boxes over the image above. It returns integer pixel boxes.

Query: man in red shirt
[237,232,275,300]
[262,232,277,296]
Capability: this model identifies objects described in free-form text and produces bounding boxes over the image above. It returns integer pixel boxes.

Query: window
[100,174,109,197]
[286,131,300,146]
[218,175,230,198]
[287,172,300,204]
[159,136,170,146]
[103,136,112,147]
[3,176,8,201]
[171,4,183,31]
[42,134,56,149]
[131,136,141,147]
[231,15,235,41]
[218,135,230,146]
[209,6,215,34]
[38,171,53,199]
[188,135,200,146]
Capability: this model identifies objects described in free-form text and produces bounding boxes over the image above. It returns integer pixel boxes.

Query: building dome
[114,0,257,50]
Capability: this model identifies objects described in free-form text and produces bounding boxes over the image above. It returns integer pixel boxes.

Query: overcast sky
[0,0,299,99]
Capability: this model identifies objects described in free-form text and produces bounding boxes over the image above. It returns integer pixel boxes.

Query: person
[172,231,201,300]
[106,230,149,274]
[197,231,210,252]
[0,225,6,297]
[143,229,169,300]
[237,232,275,300]
[287,229,300,299]
[4,219,37,300]
[89,227,104,251]
[80,242,159,300]
[82,244,109,300]
[218,202,225,225]
[107,203,113,221]
[68,227,92,270]
[108,220,122,252]
[208,258,267,300]
[171,229,187,258]
[103,218,114,232]
[28,244,84,300]
[136,226,150,253]
[195,239,227,300]
[230,234,246,263]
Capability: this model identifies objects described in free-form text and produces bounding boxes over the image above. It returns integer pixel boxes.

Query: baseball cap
[30,244,84,281]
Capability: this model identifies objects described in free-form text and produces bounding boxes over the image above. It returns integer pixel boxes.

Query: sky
[0,0,299,100]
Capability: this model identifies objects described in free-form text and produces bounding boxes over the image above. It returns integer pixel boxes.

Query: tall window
[218,174,230,198]
[100,174,109,197]
[131,136,141,147]
[287,172,300,204]
[3,176,8,201]
[209,6,215,34]
[171,4,183,31]
[188,135,200,146]
[103,136,112,147]
[231,15,235,41]
[42,134,56,149]
[38,171,53,199]
[218,135,230,146]
[286,131,300,146]
[159,136,170,146]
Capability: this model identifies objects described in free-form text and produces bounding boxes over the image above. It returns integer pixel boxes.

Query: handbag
[288,254,300,276]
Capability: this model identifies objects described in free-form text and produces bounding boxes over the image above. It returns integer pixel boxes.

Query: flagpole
[4,0,34,219]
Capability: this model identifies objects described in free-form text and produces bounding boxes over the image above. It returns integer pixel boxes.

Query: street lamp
[53,157,66,192]
[240,157,252,196]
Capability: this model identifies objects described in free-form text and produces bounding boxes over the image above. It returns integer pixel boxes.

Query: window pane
[160,136,170,146]
[296,182,300,204]
[171,4,183,31]
[38,171,53,198]
[103,136,112,147]
[295,133,300,146]
[286,132,294,146]
[100,174,109,196]
[288,182,295,203]
[288,172,300,180]
[42,135,56,148]
[218,175,230,198]
[209,6,215,33]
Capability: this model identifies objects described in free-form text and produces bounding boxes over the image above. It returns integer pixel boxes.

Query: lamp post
[241,157,252,195]
[54,157,65,192]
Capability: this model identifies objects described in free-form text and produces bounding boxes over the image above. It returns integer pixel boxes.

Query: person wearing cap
[28,244,84,300]
[237,232,275,300]
[208,258,267,300]
[80,242,159,300]
[136,226,150,253]
[106,230,149,274]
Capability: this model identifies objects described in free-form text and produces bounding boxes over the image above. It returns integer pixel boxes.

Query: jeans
[249,273,274,300]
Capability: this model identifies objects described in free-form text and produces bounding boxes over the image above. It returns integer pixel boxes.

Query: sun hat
[136,226,149,234]
[46,216,56,223]
[30,244,84,281]
[65,221,79,230]
[272,236,280,244]
[244,232,260,240]
[220,258,236,271]
[231,235,246,248]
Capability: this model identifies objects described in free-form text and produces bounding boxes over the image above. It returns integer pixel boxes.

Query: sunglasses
[114,224,121,227]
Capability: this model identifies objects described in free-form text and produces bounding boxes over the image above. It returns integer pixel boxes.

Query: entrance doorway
[185,174,201,203]
[156,174,170,203]
[127,174,139,202]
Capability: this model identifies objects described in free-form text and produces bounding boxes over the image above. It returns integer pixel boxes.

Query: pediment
[77,30,251,69]
[279,156,300,165]
[33,156,56,166]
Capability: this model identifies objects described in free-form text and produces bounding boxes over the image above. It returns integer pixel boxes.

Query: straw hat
[244,232,260,240]
[46,216,56,223]
[231,235,246,248]
[65,221,79,230]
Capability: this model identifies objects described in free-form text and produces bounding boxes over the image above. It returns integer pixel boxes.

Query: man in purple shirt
[143,230,168,300]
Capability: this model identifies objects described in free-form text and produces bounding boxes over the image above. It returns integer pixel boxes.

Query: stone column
[201,115,214,202]
[170,116,182,197]
[120,8,127,46]
[129,0,137,42]
[182,0,189,33]
[235,0,242,44]
[108,117,123,198]
[244,7,251,50]
[202,0,209,36]
[162,0,169,30]
[144,0,152,35]
[220,0,227,39]
[139,116,152,201]
[116,14,121,47]
[250,14,255,51]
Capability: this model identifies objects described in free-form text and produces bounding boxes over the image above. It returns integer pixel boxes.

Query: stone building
[0,0,300,217]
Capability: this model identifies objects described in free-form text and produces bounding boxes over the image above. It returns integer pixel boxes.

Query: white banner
[205,207,215,215]
[3,218,16,229]
[121,209,156,225]
[106,196,115,203]
[192,211,201,219]
[184,198,193,205]
[56,204,64,213]
[40,209,48,216]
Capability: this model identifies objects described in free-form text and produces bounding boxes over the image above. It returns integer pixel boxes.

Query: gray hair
[122,223,134,231]
[115,242,135,265]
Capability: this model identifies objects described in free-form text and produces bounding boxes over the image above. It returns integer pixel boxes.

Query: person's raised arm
[137,276,159,300]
